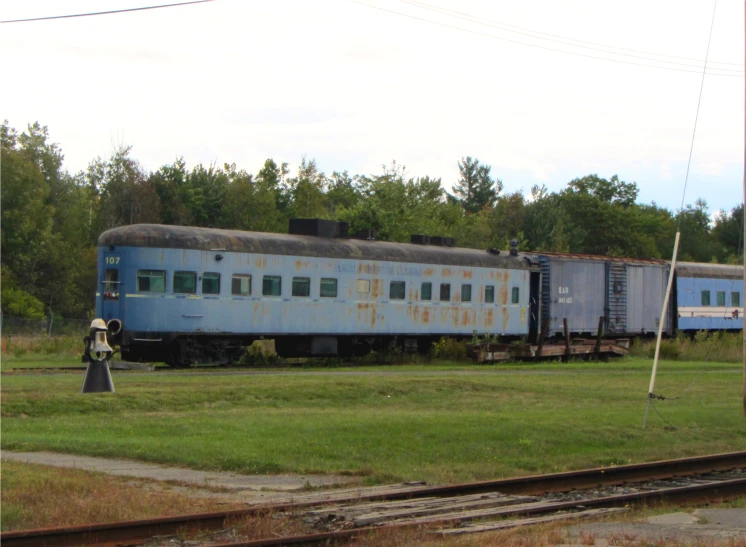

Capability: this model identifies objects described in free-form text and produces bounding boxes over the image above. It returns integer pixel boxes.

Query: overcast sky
[2,0,744,214]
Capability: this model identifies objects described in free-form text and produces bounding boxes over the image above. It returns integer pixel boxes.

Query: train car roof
[529,251,667,266]
[676,261,743,280]
[99,224,539,270]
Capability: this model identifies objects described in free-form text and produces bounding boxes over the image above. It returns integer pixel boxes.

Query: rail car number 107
[105,256,121,265]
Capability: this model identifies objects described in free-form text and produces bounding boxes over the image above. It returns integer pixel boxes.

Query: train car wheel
[167,342,190,368]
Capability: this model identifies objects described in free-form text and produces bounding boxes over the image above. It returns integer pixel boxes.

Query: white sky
[2,0,744,214]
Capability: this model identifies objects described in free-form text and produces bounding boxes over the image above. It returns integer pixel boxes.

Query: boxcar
[675,262,743,331]
[97,224,541,365]
[530,252,673,338]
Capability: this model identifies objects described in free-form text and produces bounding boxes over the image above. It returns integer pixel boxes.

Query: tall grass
[2,335,82,359]
[0,461,227,531]
[630,330,743,363]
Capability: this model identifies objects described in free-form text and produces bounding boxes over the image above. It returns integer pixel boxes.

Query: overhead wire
[347,0,743,78]
[647,1,719,429]
[676,1,718,231]
[0,0,215,24]
[402,0,743,69]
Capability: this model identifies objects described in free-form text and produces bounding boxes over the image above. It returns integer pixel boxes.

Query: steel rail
[205,476,746,547]
[3,451,745,547]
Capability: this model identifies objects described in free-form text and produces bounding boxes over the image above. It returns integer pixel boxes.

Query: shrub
[238,340,284,367]
[432,337,467,360]
[631,330,742,363]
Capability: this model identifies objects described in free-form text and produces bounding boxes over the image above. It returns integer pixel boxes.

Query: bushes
[431,337,467,360]
[238,340,284,366]
[631,330,742,363]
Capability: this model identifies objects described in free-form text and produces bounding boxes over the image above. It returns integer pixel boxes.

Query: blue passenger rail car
[97,224,541,366]
[530,252,673,338]
[675,262,743,331]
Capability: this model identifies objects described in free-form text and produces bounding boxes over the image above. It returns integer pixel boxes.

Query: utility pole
[743,0,746,416]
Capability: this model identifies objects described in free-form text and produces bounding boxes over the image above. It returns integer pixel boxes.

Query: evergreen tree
[451,156,502,214]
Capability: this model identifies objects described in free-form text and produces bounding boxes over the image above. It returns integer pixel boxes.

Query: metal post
[645,232,681,428]
[594,316,605,357]
[563,318,571,362]
[743,0,746,416]
[536,318,549,358]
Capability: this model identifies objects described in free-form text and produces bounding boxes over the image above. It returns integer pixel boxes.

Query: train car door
[101,251,123,323]
[626,265,645,333]
[528,271,540,342]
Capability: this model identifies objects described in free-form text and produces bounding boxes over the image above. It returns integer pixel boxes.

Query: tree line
[2,121,743,318]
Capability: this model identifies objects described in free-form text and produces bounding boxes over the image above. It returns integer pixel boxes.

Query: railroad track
[4,451,745,547]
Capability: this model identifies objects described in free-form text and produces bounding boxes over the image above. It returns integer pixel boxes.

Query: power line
[677,1,718,230]
[402,0,742,69]
[0,0,215,24]
[348,0,743,78]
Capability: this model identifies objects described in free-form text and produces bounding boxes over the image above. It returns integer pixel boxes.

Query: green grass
[2,357,745,484]
[1,356,84,371]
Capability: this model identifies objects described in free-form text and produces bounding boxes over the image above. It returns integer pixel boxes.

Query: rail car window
[485,285,495,303]
[717,291,726,307]
[137,270,166,292]
[511,287,520,304]
[104,269,119,290]
[263,275,282,296]
[292,277,311,297]
[733,292,741,307]
[173,271,197,294]
[440,283,450,302]
[357,279,371,293]
[104,269,120,300]
[701,290,711,306]
[320,278,338,298]
[390,281,405,300]
[232,274,251,296]
[202,272,220,295]
[421,282,432,301]
[461,284,472,302]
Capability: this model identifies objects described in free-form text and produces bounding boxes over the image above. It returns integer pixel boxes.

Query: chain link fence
[1,315,91,338]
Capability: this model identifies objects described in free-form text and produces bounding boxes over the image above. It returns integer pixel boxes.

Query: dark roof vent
[410,234,430,245]
[430,236,454,247]
[488,248,500,255]
[289,219,349,238]
[510,239,519,256]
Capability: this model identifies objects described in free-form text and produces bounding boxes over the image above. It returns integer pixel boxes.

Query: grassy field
[2,357,745,486]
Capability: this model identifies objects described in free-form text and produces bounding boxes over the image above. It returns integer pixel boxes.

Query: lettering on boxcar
[334,263,357,274]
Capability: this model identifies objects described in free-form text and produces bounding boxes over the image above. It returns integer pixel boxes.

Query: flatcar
[96,223,541,366]
[674,262,743,331]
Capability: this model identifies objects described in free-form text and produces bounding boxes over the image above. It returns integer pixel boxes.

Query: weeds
[0,461,226,531]
[238,340,284,366]
[630,330,743,363]
[432,337,467,359]
[2,334,82,359]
